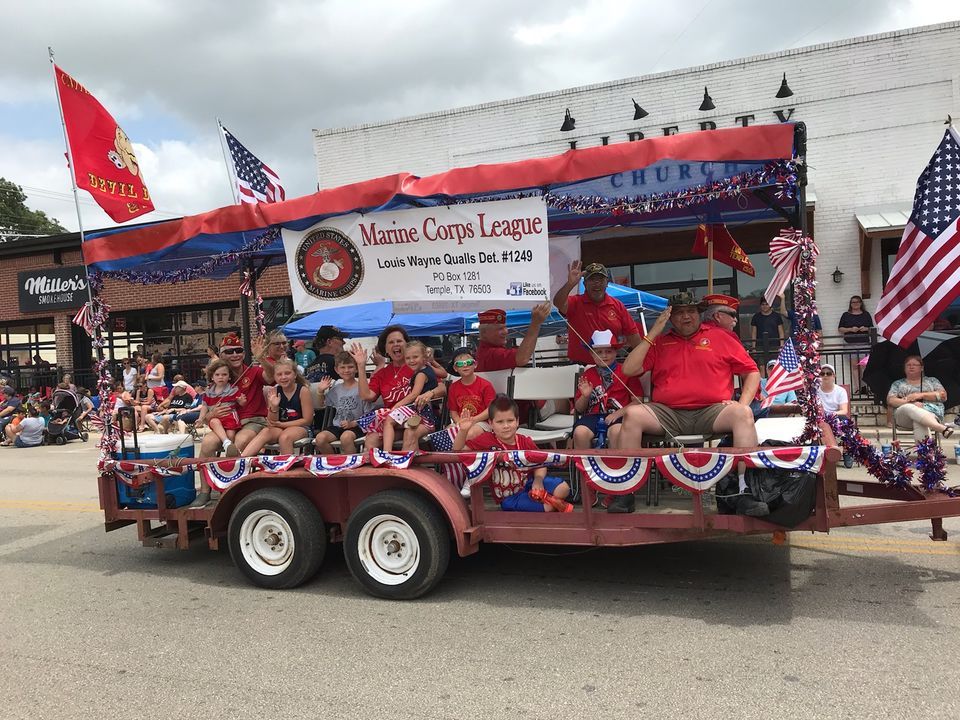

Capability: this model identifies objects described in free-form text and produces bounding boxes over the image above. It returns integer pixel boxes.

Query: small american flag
[761,338,803,409]
[428,425,468,488]
[875,128,960,347]
[221,123,285,204]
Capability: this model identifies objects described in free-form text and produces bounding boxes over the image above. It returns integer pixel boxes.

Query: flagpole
[216,118,241,206]
[706,232,714,295]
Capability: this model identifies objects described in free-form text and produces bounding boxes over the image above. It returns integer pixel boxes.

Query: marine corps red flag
[691,224,755,276]
[54,65,154,222]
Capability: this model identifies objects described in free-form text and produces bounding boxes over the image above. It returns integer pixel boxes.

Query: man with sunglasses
[701,293,741,338]
[197,332,274,460]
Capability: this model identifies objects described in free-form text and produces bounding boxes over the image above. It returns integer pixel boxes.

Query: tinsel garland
[543,160,798,216]
[915,437,955,496]
[240,270,267,338]
[788,231,824,444]
[83,272,120,464]
[827,415,914,490]
[94,227,281,286]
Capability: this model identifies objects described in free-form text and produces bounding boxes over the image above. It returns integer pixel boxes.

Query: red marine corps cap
[219,332,243,352]
[478,309,506,325]
[700,294,740,311]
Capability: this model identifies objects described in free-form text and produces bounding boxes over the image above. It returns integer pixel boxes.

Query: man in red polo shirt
[553,261,642,364]
[616,292,762,513]
[475,303,552,372]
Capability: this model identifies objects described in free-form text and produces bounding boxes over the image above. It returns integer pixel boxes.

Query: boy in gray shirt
[314,351,371,454]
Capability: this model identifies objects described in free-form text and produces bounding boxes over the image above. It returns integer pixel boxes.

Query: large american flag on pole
[875,128,960,347]
[221,124,285,204]
[761,338,803,409]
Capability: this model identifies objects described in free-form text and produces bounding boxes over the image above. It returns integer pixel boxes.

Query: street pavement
[1,438,959,719]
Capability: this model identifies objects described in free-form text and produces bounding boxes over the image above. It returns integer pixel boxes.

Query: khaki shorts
[644,402,726,438]
[240,416,268,433]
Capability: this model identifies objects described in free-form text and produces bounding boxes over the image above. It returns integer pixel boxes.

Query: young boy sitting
[314,351,371,455]
[453,395,571,511]
[572,329,645,450]
[445,347,495,440]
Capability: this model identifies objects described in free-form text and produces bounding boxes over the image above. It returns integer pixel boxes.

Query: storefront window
[0,319,57,367]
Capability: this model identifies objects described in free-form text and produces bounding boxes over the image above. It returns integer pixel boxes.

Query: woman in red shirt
[353,325,414,450]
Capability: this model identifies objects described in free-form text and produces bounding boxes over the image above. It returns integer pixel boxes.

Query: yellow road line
[787,538,960,557]
[0,499,101,513]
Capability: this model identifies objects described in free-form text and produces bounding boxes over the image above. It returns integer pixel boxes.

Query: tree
[0,178,67,243]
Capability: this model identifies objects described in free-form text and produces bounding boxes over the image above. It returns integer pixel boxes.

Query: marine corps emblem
[296,227,363,301]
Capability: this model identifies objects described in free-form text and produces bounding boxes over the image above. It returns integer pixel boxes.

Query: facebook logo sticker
[507,282,523,296]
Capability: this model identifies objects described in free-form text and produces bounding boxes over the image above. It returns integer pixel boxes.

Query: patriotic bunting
[304,453,367,476]
[369,448,416,469]
[740,445,824,475]
[502,450,568,470]
[575,455,651,495]
[256,455,301,474]
[201,458,256,491]
[72,303,95,337]
[655,451,735,493]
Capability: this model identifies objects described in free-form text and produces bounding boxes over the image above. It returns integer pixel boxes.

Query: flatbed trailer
[97,424,960,599]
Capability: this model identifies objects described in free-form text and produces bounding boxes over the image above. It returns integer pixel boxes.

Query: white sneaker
[223,441,240,458]
[460,484,471,499]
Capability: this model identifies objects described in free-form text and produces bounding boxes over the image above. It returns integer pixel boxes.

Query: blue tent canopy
[282,282,667,340]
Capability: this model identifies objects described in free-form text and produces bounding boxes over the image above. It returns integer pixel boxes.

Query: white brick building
[313,22,960,338]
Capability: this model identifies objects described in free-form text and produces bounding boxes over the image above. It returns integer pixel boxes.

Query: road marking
[0,499,101,513]
[787,536,960,557]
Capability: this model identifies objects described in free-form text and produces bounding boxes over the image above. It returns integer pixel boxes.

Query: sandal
[942,426,954,439]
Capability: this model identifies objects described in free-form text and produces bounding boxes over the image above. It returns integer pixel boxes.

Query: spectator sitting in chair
[553,261,642,363]
[752,359,801,419]
[572,330,644,451]
[76,388,95,431]
[886,355,953,442]
[144,380,197,433]
[816,364,849,417]
[444,347,496,442]
[618,292,763,515]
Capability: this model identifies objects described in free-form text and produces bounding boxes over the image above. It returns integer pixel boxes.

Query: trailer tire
[344,489,449,600]
[228,488,326,589]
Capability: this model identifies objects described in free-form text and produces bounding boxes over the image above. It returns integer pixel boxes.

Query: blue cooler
[116,433,197,509]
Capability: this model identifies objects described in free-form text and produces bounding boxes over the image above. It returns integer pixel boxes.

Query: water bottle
[594,415,608,448]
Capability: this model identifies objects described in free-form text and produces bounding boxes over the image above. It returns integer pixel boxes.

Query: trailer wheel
[344,489,449,600]
[228,488,326,589]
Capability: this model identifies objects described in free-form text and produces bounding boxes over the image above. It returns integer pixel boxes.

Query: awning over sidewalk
[856,204,911,236]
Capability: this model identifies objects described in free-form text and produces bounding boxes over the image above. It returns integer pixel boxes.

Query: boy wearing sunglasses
[446,347,495,439]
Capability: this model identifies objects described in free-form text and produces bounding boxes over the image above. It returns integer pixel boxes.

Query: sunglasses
[222,348,244,355]
[454,358,475,368]
[719,310,738,318]
[270,341,288,346]
[820,370,834,376]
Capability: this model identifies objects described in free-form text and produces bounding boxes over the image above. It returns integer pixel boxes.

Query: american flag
[761,338,803,409]
[428,425,468,487]
[221,124,285,204]
[875,128,960,347]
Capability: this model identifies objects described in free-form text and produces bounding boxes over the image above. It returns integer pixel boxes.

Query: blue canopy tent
[282,282,668,340]
[282,301,470,339]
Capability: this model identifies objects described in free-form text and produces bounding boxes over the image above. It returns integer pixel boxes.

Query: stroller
[47,388,89,445]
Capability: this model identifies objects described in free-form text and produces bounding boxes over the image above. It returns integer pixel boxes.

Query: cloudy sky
[2,0,957,234]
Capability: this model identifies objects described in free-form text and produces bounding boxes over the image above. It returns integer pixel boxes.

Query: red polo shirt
[642,324,757,409]
[234,365,268,419]
[563,293,639,363]
[476,342,518,372]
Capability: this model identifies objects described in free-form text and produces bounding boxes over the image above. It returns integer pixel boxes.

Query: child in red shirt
[572,329,645,450]
[453,395,571,511]
[197,360,247,457]
[446,347,495,441]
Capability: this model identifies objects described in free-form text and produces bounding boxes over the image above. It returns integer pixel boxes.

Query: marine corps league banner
[281,197,550,313]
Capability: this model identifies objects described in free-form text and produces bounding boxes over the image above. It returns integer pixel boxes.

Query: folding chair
[509,365,581,447]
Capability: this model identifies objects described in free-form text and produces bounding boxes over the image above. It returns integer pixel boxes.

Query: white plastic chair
[510,365,582,446]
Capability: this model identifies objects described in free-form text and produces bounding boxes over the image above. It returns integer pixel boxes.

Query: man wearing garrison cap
[700,293,741,338]
[475,302,552,372]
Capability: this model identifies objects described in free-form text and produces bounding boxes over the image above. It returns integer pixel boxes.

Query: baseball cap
[173,380,190,390]
[583,262,608,279]
[314,325,345,345]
